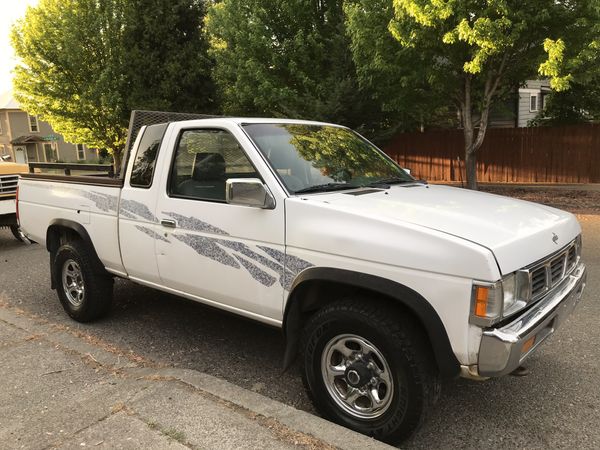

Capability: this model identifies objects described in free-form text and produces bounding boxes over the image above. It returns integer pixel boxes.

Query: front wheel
[300,299,440,444]
[54,240,113,322]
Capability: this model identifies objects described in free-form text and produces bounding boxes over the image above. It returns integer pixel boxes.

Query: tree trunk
[465,150,477,190]
[460,75,479,190]
[111,150,122,176]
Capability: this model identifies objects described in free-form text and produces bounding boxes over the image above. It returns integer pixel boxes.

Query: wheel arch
[283,267,460,379]
[46,219,105,289]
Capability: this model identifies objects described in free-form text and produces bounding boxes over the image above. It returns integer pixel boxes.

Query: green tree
[346,0,600,189]
[205,0,384,136]
[12,0,215,169]
[345,0,457,135]
[533,9,600,126]
[533,81,600,125]
[122,0,215,114]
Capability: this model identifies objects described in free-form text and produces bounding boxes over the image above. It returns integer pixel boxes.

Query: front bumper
[477,262,587,377]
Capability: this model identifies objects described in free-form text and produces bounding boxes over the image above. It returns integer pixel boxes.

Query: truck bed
[18,177,126,275]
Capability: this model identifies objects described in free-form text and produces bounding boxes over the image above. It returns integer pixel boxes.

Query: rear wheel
[54,240,113,322]
[300,299,440,444]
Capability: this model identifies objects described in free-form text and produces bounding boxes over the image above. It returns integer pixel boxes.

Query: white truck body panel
[18,180,125,274]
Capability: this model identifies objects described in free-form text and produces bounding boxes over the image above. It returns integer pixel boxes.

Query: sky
[0,0,39,94]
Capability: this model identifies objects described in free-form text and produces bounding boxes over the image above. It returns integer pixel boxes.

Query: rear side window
[130,123,168,188]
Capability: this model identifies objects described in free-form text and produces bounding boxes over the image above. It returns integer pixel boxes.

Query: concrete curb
[0,305,394,450]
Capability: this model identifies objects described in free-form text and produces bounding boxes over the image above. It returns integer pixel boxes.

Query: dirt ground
[479,185,600,215]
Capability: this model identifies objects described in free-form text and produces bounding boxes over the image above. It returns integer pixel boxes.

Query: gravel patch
[479,185,600,215]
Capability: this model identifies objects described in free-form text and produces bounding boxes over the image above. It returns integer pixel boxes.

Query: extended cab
[17,113,587,444]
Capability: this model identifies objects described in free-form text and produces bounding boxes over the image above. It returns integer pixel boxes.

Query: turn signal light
[522,336,536,355]
[471,281,504,325]
[474,286,489,317]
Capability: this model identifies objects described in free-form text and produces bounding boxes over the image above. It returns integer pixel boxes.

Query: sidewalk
[0,305,392,450]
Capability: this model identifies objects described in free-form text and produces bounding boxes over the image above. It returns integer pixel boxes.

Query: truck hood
[298,184,581,275]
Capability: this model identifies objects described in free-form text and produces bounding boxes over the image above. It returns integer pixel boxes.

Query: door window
[169,129,258,202]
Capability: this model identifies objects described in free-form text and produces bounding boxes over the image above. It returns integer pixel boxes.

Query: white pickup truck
[18,112,587,444]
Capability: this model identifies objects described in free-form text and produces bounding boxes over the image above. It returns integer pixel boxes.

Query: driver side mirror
[226,178,275,209]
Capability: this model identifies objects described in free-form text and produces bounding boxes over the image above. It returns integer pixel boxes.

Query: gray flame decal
[233,254,277,287]
[173,233,240,269]
[257,246,313,290]
[120,199,157,222]
[49,186,118,213]
[131,209,313,289]
[83,191,118,213]
[135,225,170,243]
[162,212,228,235]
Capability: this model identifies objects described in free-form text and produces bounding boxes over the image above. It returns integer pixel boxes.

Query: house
[0,91,99,164]
[516,80,551,127]
[488,80,551,128]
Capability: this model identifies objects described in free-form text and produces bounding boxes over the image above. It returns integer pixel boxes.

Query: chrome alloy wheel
[321,334,394,419]
[62,259,85,307]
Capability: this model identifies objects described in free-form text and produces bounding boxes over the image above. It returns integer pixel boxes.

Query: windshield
[242,123,414,194]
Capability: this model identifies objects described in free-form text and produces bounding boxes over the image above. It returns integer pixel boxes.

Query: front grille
[567,246,577,267]
[531,267,547,297]
[0,175,18,196]
[526,238,579,301]
[550,256,565,284]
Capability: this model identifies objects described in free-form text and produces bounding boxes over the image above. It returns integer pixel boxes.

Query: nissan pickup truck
[17,112,587,444]
[0,156,28,241]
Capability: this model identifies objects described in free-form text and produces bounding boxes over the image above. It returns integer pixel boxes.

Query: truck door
[154,121,286,322]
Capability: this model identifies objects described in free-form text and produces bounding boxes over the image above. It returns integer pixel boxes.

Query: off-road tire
[54,240,113,322]
[300,298,440,444]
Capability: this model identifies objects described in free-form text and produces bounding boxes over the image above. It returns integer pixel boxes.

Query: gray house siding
[517,80,550,127]
[0,106,98,163]
[0,111,13,153]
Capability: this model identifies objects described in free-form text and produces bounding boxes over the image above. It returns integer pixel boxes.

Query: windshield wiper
[294,183,358,194]
[365,177,421,187]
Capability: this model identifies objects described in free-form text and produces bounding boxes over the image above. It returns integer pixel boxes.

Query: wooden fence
[383,124,600,183]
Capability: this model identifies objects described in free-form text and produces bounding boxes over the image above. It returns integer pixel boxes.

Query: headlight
[502,274,517,311]
[471,273,530,326]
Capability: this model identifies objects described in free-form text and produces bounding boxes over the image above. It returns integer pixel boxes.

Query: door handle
[160,219,177,228]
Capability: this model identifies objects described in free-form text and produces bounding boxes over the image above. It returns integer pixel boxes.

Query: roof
[11,135,44,144]
[0,91,20,110]
[181,117,343,128]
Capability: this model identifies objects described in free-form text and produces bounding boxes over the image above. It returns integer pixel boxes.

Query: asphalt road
[1,215,598,449]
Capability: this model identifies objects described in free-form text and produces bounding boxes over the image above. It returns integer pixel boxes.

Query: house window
[43,143,58,162]
[29,114,39,132]
[530,94,539,112]
[76,144,85,160]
